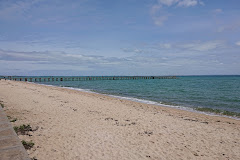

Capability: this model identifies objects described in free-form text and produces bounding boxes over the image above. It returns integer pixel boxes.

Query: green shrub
[0,103,4,108]
[7,116,17,122]
[21,140,34,150]
[14,124,32,135]
[10,118,17,122]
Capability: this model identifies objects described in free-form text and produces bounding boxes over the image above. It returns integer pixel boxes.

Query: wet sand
[0,80,239,160]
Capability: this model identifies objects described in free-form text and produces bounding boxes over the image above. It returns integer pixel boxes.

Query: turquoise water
[37,76,240,114]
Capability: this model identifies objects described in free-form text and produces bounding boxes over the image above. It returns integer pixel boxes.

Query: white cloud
[0,0,88,25]
[199,0,204,5]
[177,41,224,51]
[151,0,202,26]
[213,9,223,14]
[177,0,198,7]
[151,4,162,15]
[236,41,240,46]
[123,40,226,56]
[150,3,169,26]
[0,0,38,19]
[153,16,168,26]
[158,0,179,6]
[217,22,240,33]
[0,49,106,64]
[159,43,172,49]
[1,40,239,76]
[122,48,144,54]
[157,0,201,7]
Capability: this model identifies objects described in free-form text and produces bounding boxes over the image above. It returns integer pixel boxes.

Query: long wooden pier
[0,76,178,82]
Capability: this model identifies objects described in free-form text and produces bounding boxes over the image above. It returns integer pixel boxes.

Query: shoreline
[0,80,240,160]
[35,81,240,120]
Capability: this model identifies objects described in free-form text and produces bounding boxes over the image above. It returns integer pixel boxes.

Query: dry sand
[0,80,239,160]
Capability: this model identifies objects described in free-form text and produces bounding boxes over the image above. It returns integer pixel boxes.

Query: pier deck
[1,76,178,82]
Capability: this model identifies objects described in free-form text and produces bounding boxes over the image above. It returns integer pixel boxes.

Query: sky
[0,0,240,76]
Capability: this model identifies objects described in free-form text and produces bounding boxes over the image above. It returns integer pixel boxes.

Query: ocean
[31,75,240,117]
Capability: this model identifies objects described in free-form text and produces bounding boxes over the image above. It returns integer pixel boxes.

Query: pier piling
[2,76,178,82]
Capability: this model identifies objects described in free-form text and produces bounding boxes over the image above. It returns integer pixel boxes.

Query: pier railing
[0,76,178,82]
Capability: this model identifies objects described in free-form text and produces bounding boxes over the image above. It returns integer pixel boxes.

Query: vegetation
[196,107,240,118]
[14,124,32,135]
[10,118,17,122]
[7,116,17,122]
[0,102,4,108]
[21,140,34,150]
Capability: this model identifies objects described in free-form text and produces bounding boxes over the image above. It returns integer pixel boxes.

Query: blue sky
[0,0,239,76]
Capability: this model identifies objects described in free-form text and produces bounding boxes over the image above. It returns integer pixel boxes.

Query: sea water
[37,75,240,114]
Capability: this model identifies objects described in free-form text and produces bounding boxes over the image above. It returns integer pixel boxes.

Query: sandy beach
[0,80,239,160]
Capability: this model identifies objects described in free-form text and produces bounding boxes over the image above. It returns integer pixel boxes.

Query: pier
[0,76,178,82]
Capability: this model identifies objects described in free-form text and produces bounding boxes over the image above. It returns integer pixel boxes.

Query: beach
[0,80,239,160]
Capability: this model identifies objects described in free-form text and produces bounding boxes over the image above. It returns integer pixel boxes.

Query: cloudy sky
[0,0,239,76]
